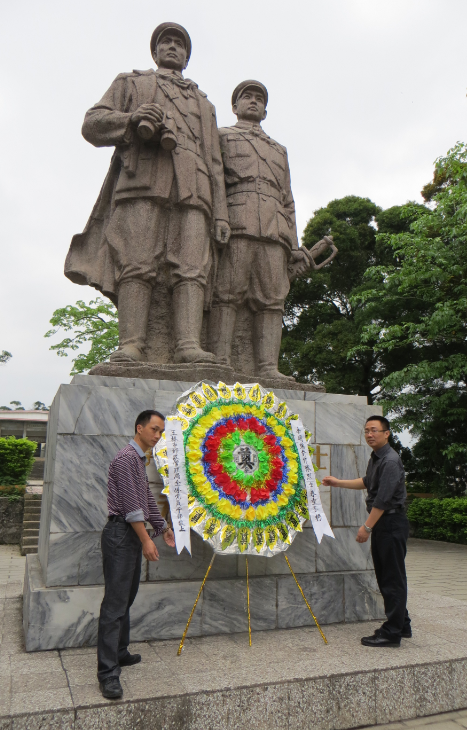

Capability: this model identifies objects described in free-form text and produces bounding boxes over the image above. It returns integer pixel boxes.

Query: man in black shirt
[322,415,411,647]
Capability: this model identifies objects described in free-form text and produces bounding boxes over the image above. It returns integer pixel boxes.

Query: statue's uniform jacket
[65,69,228,303]
[214,122,299,312]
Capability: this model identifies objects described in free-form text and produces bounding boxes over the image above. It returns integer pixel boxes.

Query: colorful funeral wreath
[154,381,320,556]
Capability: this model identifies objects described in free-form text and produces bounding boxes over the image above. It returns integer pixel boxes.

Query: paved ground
[1,538,467,728]
[406,539,467,602]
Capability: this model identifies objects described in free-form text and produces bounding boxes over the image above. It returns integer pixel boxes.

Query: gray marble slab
[55,383,178,436]
[130,581,204,641]
[45,531,148,587]
[330,445,371,526]
[316,528,373,573]
[201,577,277,634]
[49,434,128,534]
[71,373,162,390]
[149,531,237,582]
[289,400,315,438]
[277,573,345,628]
[315,403,381,445]
[344,571,385,622]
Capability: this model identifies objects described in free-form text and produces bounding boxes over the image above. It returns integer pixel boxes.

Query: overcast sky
[1,0,466,409]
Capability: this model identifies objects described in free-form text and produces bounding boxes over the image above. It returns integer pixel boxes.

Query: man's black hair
[135,410,165,434]
[365,415,390,431]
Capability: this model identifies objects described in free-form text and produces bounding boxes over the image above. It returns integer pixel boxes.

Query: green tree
[279,196,419,402]
[32,401,49,411]
[45,298,118,374]
[0,437,37,486]
[9,401,24,411]
[0,351,12,365]
[356,142,467,495]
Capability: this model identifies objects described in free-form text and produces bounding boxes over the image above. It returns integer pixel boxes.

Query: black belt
[384,507,405,515]
[108,515,126,523]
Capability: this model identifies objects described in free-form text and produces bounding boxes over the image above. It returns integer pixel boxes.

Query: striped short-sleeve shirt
[107,440,167,535]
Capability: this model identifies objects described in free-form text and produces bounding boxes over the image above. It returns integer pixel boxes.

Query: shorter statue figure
[210,81,335,381]
[65,23,230,365]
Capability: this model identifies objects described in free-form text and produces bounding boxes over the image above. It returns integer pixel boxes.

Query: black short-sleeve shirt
[362,443,406,513]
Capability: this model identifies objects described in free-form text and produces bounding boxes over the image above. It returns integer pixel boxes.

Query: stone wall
[0,497,24,544]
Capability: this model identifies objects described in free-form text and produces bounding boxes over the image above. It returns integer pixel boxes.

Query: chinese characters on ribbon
[166,420,192,555]
[291,419,334,544]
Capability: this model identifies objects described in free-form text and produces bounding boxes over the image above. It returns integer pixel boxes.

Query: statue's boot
[254,310,296,382]
[173,282,216,364]
[209,305,237,366]
[109,280,151,363]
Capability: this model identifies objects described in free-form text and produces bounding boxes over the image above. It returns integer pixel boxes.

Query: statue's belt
[227,179,282,201]
[175,133,202,157]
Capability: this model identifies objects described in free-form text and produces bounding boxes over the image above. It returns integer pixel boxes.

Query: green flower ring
[154,381,320,556]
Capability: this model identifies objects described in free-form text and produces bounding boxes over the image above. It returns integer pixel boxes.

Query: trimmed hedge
[407,497,467,544]
[0,437,37,486]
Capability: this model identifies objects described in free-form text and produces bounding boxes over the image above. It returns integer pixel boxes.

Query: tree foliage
[0,437,37,486]
[45,298,118,374]
[355,142,467,495]
[279,196,420,403]
[0,351,12,365]
[407,497,467,544]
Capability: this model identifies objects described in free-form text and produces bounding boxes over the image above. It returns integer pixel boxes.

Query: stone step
[22,535,40,547]
[23,528,39,537]
[24,493,42,501]
[23,520,40,529]
[23,509,41,517]
[22,546,38,554]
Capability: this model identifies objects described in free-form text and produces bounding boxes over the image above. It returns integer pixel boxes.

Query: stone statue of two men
[65,22,336,385]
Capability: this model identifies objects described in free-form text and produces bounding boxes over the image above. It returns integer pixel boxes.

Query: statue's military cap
[231,80,268,108]
[150,22,192,61]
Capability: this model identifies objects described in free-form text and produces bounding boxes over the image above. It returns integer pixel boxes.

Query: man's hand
[163,528,175,548]
[131,103,164,129]
[321,476,340,487]
[214,220,231,246]
[142,537,159,561]
[356,525,370,543]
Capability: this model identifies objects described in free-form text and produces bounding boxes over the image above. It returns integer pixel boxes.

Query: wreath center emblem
[233,443,259,475]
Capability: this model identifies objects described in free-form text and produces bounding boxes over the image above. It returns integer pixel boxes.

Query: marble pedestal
[23,375,384,651]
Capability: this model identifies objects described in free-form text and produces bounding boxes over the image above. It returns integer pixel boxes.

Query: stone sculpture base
[88,361,325,392]
[23,374,383,651]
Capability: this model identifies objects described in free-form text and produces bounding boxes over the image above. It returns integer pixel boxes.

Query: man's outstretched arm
[321,476,365,489]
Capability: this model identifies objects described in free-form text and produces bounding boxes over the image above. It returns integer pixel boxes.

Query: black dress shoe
[361,634,400,647]
[402,629,412,638]
[99,676,123,699]
[119,653,141,667]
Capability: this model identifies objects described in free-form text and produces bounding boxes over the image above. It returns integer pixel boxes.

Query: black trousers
[371,512,411,641]
[97,520,142,681]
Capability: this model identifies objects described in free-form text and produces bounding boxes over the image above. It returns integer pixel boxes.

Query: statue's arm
[210,114,229,224]
[282,152,299,250]
[82,75,134,148]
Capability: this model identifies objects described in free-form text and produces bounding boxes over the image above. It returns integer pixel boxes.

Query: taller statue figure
[65,23,230,364]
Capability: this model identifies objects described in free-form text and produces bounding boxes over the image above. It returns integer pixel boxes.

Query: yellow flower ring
[155,381,315,556]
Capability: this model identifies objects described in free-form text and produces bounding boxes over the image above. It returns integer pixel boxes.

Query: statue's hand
[214,220,231,246]
[131,103,164,129]
[290,249,310,277]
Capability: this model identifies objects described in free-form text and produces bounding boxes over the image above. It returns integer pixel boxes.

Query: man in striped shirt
[98,410,175,699]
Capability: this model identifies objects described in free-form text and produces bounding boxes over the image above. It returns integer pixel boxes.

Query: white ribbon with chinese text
[166,419,191,555]
[291,419,334,544]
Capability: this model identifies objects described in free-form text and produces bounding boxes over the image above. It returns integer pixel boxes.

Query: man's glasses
[364,429,386,434]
